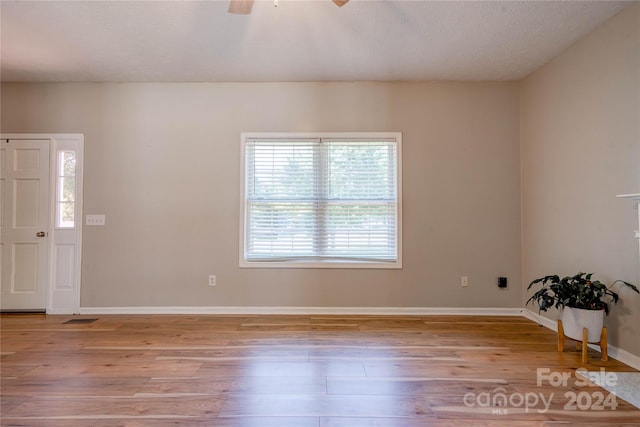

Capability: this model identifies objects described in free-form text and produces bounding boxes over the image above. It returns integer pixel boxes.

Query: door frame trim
[1,134,84,314]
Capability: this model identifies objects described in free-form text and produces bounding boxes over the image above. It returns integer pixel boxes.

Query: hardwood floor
[1,314,639,426]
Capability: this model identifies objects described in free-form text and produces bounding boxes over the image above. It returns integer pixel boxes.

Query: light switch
[86,215,106,226]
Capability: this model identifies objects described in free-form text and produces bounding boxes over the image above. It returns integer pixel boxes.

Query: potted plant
[527,272,638,343]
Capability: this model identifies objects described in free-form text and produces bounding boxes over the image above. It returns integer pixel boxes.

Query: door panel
[12,243,39,292]
[15,148,42,170]
[14,179,41,226]
[1,139,50,311]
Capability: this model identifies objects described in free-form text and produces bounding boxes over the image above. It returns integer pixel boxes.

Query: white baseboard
[521,308,557,330]
[79,306,524,316]
[521,309,640,371]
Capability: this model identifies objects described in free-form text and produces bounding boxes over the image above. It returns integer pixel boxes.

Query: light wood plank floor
[1,314,639,426]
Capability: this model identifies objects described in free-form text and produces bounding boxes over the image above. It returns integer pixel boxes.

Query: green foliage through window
[57,150,76,228]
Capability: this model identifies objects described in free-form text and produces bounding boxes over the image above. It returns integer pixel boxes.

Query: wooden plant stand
[557,320,607,364]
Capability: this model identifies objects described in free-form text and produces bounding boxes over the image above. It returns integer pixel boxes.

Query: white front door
[1,139,50,311]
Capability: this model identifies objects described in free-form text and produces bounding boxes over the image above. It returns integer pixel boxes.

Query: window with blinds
[240,133,402,268]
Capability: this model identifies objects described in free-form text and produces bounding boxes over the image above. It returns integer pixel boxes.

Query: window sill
[240,259,402,269]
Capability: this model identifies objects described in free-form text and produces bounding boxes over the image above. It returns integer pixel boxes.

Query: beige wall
[1,81,522,309]
[521,4,640,355]
[1,2,637,357]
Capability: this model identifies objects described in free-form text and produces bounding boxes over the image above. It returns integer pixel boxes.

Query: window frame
[239,132,402,269]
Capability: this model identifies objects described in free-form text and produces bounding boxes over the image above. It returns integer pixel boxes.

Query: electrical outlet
[461,276,469,287]
[208,275,216,287]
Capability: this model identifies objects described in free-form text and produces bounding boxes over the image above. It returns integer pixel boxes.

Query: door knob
[36,231,46,237]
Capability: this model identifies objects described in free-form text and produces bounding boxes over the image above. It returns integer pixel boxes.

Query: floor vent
[63,318,98,324]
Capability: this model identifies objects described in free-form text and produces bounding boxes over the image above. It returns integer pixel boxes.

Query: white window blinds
[242,134,401,266]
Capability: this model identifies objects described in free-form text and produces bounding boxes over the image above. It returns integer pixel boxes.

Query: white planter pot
[561,306,604,343]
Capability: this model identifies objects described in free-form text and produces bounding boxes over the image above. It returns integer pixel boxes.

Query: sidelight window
[56,150,76,228]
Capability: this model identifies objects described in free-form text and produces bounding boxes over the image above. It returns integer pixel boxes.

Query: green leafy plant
[527,272,638,314]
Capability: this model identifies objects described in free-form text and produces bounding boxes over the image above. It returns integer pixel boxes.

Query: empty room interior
[1,0,640,425]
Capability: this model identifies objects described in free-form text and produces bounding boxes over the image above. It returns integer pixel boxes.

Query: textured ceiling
[0,0,631,82]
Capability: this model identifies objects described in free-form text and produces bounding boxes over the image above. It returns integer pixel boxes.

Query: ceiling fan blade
[228,0,254,14]
[332,0,349,7]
